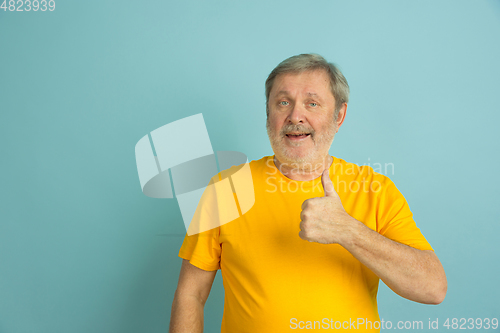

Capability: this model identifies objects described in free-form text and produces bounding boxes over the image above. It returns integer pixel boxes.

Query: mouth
[285,132,311,140]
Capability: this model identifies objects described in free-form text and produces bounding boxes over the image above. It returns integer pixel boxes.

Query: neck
[273,155,333,181]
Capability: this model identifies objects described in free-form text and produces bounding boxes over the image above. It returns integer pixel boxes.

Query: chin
[269,134,328,167]
[278,150,320,167]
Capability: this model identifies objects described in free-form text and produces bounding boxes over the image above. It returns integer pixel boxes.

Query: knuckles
[306,199,318,208]
[298,229,313,242]
[301,199,312,210]
[302,198,321,208]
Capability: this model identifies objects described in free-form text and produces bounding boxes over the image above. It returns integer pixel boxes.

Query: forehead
[270,70,333,99]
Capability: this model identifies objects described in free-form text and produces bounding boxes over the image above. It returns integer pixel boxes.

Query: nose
[287,103,306,125]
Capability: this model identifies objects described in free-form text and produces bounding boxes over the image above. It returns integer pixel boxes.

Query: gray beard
[266,120,336,171]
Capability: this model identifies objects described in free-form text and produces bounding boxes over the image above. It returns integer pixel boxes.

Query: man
[169,54,447,332]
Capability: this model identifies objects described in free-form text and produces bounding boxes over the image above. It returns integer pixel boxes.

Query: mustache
[280,124,315,136]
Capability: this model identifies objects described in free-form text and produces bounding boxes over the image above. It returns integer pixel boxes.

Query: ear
[335,103,347,132]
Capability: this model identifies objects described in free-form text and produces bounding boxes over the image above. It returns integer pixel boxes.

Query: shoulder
[221,155,272,173]
[213,154,272,184]
[332,156,390,179]
[331,156,398,193]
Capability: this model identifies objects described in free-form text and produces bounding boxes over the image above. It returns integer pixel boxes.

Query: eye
[279,101,289,106]
[309,102,317,107]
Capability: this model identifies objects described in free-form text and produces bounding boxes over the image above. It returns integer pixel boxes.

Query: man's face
[266,70,342,169]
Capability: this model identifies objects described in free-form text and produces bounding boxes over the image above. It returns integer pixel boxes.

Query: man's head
[265,54,349,120]
[265,54,349,170]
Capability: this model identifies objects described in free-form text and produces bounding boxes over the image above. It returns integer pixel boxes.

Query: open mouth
[286,133,311,139]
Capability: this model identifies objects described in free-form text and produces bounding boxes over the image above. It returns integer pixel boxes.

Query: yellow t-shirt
[178,155,433,332]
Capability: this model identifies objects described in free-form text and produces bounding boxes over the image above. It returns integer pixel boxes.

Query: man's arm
[169,259,217,333]
[339,223,447,304]
[299,170,447,304]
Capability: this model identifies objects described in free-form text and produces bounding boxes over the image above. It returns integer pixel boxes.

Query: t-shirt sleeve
[178,226,221,271]
[377,177,433,251]
[178,171,224,271]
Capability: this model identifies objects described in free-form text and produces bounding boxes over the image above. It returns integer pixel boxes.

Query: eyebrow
[274,90,290,97]
[274,91,320,98]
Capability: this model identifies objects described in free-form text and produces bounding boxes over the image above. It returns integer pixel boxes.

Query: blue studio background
[1,1,499,332]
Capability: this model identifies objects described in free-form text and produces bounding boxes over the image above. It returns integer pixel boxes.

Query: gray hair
[265,54,350,120]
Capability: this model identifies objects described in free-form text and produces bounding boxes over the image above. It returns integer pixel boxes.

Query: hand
[298,169,356,244]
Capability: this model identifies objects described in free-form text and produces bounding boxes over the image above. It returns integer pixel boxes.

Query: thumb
[321,169,335,197]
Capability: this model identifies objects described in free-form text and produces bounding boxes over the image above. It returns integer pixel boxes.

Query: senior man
[169,54,447,332]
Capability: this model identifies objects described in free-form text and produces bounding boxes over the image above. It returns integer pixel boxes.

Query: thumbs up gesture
[299,169,355,244]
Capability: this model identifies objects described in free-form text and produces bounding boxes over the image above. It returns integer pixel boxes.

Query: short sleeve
[178,226,221,271]
[377,178,433,251]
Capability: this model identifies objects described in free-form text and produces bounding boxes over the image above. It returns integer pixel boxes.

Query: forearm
[169,293,205,333]
[340,217,447,304]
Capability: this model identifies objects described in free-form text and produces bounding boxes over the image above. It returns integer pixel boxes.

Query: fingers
[301,199,307,210]
[321,169,335,197]
[298,225,312,242]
